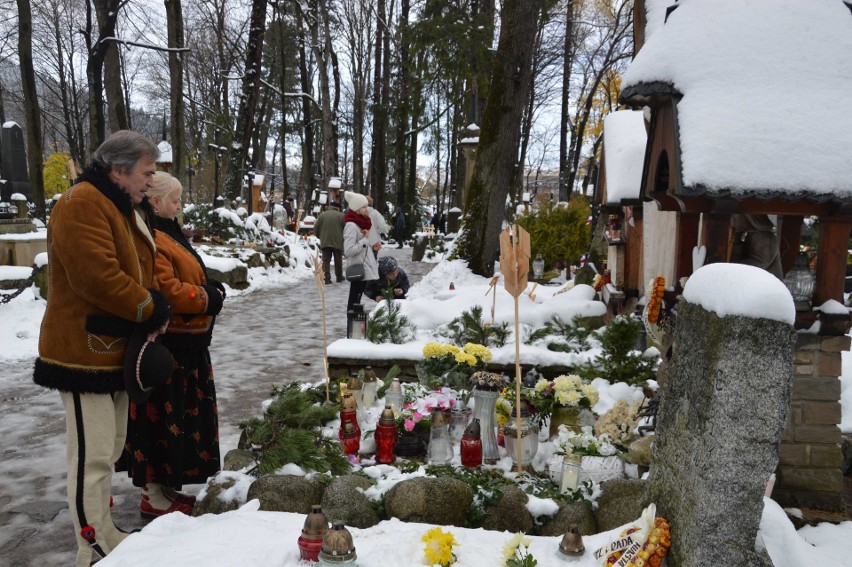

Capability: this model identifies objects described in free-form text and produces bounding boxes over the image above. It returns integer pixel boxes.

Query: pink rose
[404,419,415,432]
[413,411,424,422]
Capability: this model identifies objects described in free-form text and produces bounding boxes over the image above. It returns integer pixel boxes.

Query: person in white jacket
[366,196,389,259]
[343,191,380,310]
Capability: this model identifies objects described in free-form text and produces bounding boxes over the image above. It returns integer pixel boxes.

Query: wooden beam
[675,212,699,284]
[702,213,733,264]
[778,216,803,275]
[624,207,644,294]
[813,218,851,305]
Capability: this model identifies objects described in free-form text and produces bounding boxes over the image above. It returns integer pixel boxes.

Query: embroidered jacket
[152,217,223,351]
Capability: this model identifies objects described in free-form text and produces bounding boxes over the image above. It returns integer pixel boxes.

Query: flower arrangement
[394,386,460,432]
[555,425,619,457]
[594,399,644,450]
[531,374,599,420]
[422,527,458,567]
[502,532,537,567]
[417,342,493,390]
[469,370,508,391]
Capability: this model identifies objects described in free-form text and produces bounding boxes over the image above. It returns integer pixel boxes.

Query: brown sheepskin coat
[33,166,170,394]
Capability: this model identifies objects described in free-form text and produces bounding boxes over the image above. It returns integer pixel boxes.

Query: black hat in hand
[124,328,173,403]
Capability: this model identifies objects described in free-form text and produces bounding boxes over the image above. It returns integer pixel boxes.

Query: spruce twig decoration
[499,225,530,474]
[311,250,331,404]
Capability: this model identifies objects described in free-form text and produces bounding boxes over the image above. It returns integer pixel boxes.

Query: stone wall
[775,333,848,512]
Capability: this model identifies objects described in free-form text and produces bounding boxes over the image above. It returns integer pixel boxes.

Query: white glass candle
[560,454,582,493]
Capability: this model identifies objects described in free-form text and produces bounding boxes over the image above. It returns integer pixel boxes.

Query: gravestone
[0,122,30,202]
[647,268,796,567]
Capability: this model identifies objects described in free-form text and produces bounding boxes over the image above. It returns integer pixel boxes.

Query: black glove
[139,289,171,333]
[203,285,224,316]
[208,278,227,299]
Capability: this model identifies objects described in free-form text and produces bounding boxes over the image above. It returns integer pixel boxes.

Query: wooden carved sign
[499,225,530,297]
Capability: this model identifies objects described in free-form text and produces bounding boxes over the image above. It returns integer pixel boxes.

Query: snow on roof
[2,121,19,129]
[602,110,646,204]
[642,0,674,42]
[252,173,265,186]
[622,0,852,199]
[156,140,173,163]
[328,177,342,189]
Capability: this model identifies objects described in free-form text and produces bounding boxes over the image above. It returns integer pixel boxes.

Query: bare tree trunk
[309,0,338,181]
[93,0,129,131]
[512,14,545,210]
[165,0,185,180]
[558,0,577,201]
[394,0,410,209]
[456,0,543,277]
[17,0,46,220]
[84,0,120,153]
[295,5,314,202]
[46,1,84,169]
[223,0,267,201]
[368,0,387,209]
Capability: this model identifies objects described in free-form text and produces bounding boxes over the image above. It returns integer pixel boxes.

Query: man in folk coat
[313,201,345,284]
[33,131,171,567]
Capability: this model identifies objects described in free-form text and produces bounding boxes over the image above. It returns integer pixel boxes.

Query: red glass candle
[375,407,398,464]
[339,409,361,444]
[461,418,483,469]
[340,421,361,455]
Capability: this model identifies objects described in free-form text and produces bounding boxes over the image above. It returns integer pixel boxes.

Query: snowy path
[0,246,435,566]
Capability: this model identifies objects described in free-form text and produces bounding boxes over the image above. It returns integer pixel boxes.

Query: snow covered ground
[1,245,850,566]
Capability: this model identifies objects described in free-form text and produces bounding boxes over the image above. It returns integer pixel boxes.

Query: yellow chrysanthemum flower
[556,390,582,407]
[463,343,493,362]
[423,343,444,358]
[534,378,550,393]
[565,374,583,389]
[581,384,599,405]
[552,375,572,393]
[422,527,458,567]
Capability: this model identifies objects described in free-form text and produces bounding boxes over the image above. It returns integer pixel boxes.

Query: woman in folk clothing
[343,191,380,311]
[120,172,225,517]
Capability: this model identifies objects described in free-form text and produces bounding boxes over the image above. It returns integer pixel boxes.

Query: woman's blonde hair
[149,171,183,201]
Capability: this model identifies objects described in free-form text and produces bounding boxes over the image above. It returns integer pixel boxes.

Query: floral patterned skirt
[118,348,221,489]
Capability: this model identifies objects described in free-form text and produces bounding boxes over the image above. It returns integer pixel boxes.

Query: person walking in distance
[32,131,171,567]
[343,191,379,310]
[313,201,345,284]
[119,172,225,518]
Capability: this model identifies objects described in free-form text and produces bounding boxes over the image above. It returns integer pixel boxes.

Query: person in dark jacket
[33,130,171,567]
[313,202,345,283]
[365,256,410,302]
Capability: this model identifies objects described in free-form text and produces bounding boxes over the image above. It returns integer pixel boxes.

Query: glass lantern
[318,522,357,566]
[428,411,453,465]
[448,399,469,443]
[559,454,582,493]
[361,366,378,409]
[532,253,545,280]
[503,404,539,470]
[783,251,816,311]
[346,304,367,339]
[385,378,404,415]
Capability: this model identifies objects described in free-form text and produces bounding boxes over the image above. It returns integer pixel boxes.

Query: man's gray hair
[91,130,159,173]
